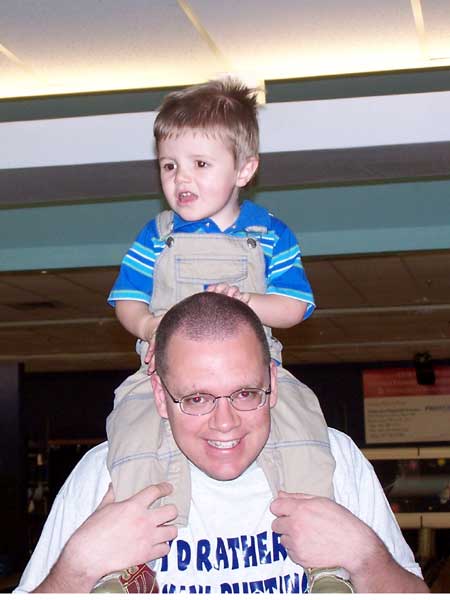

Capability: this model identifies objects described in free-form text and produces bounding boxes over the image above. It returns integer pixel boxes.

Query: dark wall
[24,369,133,442]
[0,364,26,572]
[24,358,450,446]
[290,363,365,446]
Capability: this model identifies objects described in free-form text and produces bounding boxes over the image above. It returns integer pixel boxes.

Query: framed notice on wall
[363,366,450,444]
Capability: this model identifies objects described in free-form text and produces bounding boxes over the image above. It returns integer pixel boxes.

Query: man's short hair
[154,292,270,378]
[154,78,260,165]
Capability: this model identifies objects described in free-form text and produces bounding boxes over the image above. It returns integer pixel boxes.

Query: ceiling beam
[2,91,450,206]
[2,141,449,207]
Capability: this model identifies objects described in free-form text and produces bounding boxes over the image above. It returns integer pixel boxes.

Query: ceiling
[1,0,450,99]
[1,0,450,373]
[1,248,449,373]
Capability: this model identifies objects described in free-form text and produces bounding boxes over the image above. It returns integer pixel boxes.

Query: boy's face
[158,129,258,230]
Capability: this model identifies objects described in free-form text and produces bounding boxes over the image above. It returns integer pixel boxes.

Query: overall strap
[156,209,174,238]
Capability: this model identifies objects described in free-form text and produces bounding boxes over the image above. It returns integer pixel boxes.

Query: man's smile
[207,439,240,449]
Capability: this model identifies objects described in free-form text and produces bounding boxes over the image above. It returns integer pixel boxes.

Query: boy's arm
[206,284,307,328]
[115,300,161,342]
[248,293,307,328]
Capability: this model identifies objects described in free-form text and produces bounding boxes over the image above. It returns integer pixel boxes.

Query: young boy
[104,79,346,592]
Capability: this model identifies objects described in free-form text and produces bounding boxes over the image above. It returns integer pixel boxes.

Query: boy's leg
[94,368,192,593]
[106,366,191,524]
[259,367,354,593]
[270,366,335,498]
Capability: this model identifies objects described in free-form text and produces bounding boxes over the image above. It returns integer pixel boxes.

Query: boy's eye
[196,160,208,168]
[162,163,176,171]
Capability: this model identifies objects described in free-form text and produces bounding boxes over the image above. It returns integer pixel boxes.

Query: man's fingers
[133,482,174,508]
[153,502,178,526]
[152,541,173,558]
[270,496,299,517]
[153,524,178,545]
[271,514,289,534]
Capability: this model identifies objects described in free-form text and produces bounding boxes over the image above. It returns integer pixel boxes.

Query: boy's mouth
[178,191,197,204]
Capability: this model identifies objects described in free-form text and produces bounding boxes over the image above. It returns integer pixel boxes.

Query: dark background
[1,358,449,590]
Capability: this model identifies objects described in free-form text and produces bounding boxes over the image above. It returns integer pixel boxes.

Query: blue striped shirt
[108,200,315,319]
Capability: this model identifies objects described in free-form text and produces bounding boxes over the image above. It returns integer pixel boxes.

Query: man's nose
[208,397,241,432]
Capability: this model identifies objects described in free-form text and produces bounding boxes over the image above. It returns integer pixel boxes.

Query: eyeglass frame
[156,365,272,416]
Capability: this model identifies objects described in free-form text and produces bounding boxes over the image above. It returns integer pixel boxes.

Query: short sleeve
[330,430,423,579]
[266,220,315,319]
[108,219,160,306]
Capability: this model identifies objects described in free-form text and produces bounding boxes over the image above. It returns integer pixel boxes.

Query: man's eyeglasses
[157,367,272,416]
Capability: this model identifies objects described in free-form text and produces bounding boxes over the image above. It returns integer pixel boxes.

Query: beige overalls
[100,211,355,593]
[107,210,335,524]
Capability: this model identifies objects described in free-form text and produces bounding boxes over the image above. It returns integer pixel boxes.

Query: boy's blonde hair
[154,78,260,165]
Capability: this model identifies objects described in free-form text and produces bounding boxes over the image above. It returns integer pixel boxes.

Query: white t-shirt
[14,429,422,593]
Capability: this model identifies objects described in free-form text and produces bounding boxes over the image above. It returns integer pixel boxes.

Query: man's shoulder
[75,440,109,466]
[58,441,110,502]
[328,427,367,468]
[328,428,376,504]
[71,440,109,475]
[328,427,357,451]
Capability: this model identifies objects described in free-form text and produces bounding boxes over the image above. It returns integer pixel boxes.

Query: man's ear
[236,156,259,188]
[269,360,278,409]
[151,372,169,418]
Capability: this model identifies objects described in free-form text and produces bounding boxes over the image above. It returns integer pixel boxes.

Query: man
[16,293,427,593]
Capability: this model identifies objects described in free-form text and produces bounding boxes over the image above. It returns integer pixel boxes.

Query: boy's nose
[174,165,191,183]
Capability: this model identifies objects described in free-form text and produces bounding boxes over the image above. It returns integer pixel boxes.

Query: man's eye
[236,389,258,400]
[185,394,209,405]
[196,160,208,168]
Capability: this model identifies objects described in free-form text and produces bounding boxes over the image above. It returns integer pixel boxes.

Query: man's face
[152,325,277,481]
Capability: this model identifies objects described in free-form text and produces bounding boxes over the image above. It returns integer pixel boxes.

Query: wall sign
[363,366,450,444]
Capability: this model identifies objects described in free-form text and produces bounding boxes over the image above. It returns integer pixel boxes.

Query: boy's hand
[142,314,162,344]
[206,283,251,304]
[145,338,156,374]
[143,315,163,374]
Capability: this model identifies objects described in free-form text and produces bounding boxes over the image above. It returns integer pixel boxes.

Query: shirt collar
[171,200,271,233]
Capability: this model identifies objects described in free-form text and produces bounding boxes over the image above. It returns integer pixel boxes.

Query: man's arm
[33,483,177,593]
[271,492,428,594]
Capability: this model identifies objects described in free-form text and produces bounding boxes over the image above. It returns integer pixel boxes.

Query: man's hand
[271,491,379,572]
[38,482,177,593]
[206,283,251,304]
[270,491,428,593]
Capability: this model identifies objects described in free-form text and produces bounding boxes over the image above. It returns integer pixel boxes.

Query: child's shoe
[91,564,158,593]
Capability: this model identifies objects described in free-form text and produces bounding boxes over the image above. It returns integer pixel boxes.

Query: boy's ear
[236,156,259,188]
[151,372,169,418]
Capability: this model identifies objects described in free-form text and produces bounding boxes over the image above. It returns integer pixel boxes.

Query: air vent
[5,301,63,311]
